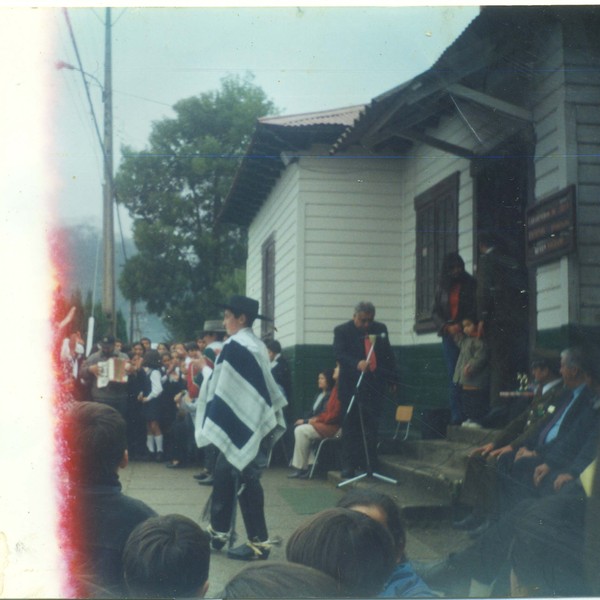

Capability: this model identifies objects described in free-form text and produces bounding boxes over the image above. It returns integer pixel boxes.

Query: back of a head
[286,507,395,597]
[63,401,127,484]
[123,514,210,599]
[143,349,162,370]
[221,562,340,599]
[336,488,406,554]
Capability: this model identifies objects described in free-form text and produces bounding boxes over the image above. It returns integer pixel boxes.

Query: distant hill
[49,224,168,342]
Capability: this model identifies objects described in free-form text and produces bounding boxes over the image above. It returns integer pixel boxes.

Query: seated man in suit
[454,351,563,535]
[496,346,600,514]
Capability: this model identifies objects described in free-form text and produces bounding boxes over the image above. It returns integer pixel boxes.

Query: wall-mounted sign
[526,185,576,267]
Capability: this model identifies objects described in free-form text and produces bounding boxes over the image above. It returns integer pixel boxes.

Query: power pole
[102,7,116,335]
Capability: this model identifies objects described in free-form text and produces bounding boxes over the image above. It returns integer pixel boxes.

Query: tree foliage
[115,75,276,339]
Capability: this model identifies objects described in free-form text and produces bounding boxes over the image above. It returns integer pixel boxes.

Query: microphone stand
[338,334,397,488]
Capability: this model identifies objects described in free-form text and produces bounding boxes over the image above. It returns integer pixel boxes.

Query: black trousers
[453,482,587,594]
[341,379,382,472]
[210,451,268,542]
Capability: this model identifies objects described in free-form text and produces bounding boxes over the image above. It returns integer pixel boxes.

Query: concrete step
[324,426,503,523]
[327,469,455,523]
[393,439,473,472]
[446,424,499,445]
[326,451,464,522]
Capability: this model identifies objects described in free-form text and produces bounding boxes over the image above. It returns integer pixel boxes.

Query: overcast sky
[47,5,480,232]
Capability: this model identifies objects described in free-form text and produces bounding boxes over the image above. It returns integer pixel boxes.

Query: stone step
[324,426,503,522]
[327,452,465,522]
[392,439,474,472]
[327,469,455,523]
[446,424,499,445]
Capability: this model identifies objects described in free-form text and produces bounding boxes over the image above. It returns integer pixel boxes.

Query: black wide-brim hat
[218,295,272,322]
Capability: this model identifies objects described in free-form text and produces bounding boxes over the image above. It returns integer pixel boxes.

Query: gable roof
[219,105,365,226]
[330,6,599,158]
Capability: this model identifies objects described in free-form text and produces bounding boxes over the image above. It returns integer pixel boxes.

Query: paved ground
[121,460,469,598]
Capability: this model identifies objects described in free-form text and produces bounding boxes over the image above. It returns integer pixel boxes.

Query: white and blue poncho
[195,327,287,471]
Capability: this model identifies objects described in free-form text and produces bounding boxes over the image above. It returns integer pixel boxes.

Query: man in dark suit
[454,351,564,535]
[333,301,398,478]
[497,346,600,513]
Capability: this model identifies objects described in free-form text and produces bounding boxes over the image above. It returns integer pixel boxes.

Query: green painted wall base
[281,325,600,438]
[535,324,600,353]
[282,341,448,436]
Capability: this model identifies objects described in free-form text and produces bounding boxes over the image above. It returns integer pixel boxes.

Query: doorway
[472,137,534,376]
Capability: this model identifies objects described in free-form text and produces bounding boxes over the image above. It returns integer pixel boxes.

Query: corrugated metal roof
[259,104,365,128]
[219,105,366,226]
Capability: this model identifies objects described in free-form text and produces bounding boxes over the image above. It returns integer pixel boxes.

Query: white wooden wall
[246,18,600,349]
[299,151,403,345]
[531,22,571,330]
[246,165,300,344]
[565,18,600,327]
[532,20,600,330]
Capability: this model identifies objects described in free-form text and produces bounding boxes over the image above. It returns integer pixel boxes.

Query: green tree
[115,74,276,339]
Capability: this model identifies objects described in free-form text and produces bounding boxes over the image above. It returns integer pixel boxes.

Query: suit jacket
[494,380,565,449]
[525,385,600,477]
[333,319,398,407]
[271,355,292,401]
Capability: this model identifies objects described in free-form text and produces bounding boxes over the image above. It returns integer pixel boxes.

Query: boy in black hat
[195,295,287,560]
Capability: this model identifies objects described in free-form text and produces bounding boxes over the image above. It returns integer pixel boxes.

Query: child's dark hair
[63,401,127,484]
[337,488,406,556]
[142,349,162,370]
[286,507,395,597]
[221,562,340,598]
[321,368,336,390]
[123,514,210,599]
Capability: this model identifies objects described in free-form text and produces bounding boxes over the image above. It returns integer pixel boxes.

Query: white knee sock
[146,435,154,453]
[154,435,164,452]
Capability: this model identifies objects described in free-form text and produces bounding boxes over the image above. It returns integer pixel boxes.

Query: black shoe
[194,471,211,481]
[340,469,355,479]
[208,525,228,551]
[197,475,214,486]
[468,518,491,539]
[287,469,309,479]
[453,512,484,531]
[166,461,184,469]
[227,539,270,561]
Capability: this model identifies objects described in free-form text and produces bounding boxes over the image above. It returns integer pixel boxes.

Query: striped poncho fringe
[194,328,287,471]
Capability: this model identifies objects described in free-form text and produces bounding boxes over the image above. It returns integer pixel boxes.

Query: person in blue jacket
[337,489,438,598]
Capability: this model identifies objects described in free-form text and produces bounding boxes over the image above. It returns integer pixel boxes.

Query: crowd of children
[61,324,227,470]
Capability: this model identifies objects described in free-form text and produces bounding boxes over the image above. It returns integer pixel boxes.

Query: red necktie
[364,335,377,372]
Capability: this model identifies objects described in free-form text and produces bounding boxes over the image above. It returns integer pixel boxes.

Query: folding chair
[393,405,414,441]
[308,429,342,479]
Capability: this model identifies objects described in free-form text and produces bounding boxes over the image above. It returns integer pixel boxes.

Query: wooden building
[220,6,600,424]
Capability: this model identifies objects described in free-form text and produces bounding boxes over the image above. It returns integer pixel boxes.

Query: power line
[62,8,105,168]
[62,8,129,266]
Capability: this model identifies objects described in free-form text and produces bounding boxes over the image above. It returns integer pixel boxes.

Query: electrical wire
[62,8,106,170]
